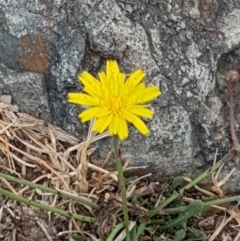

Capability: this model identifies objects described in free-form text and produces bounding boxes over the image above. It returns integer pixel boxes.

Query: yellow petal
[83,86,100,99]
[117,116,128,140]
[129,105,153,118]
[111,72,125,96]
[110,72,118,95]
[125,69,146,89]
[109,60,120,75]
[107,61,120,81]
[98,72,108,87]
[107,60,121,94]
[79,106,110,122]
[93,114,112,133]
[117,73,125,96]
[125,83,146,100]
[68,93,99,106]
[122,110,149,135]
[79,72,101,88]
[98,72,113,102]
[135,86,161,104]
[109,114,119,135]
[79,72,102,98]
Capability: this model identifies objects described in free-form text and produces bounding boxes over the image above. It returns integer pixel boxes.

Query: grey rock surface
[0,62,51,121]
[1,0,240,192]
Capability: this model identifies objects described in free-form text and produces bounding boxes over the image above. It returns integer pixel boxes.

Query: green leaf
[186,227,206,240]
[159,200,204,231]
[172,229,186,241]
[72,234,86,241]
[129,226,138,241]
[135,222,146,240]
[168,176,184,193]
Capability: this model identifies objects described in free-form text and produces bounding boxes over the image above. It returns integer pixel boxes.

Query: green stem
[0,172,99,210]
[149,151,235,217]
[106,222,125,241]
[151,194,240,217]
[227,70,239,147]
[136,222,146,239]
[229,89,238,147]
[113,136,130,241]
[203,195,240,207]
[148,195,240,224]
[0,187,96,222]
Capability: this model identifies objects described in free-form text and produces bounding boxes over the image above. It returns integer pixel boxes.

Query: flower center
[111,96,122,114]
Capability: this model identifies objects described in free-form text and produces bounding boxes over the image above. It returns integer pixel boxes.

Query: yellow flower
[68,60,161,140]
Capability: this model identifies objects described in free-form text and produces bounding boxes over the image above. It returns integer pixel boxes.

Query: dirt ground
[1,100,240,241]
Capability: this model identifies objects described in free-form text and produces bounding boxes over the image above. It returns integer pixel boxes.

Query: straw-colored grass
[1,96,240,241]
[0,97,120,237]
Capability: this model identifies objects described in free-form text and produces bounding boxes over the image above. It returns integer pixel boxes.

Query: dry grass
[0,96,240,241]
[0,97,118,240]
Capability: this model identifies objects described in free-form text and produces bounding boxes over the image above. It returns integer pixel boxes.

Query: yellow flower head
[68,60,161,140]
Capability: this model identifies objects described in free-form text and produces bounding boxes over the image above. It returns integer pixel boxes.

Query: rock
[0,95,12,104]
[1,0,240,192]
[0,62,51,121]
